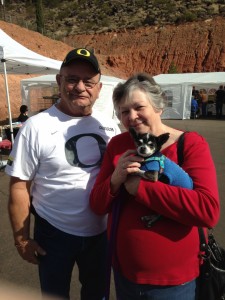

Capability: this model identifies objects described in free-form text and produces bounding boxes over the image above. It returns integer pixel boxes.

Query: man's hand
[15,239,46,265]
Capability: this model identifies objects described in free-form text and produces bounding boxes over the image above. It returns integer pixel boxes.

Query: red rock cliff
[65,17,225,77]
[1,17,225,122]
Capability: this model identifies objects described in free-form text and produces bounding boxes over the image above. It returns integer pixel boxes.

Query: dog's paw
[141,214,162,228]
[133,170,146,178]
[158,173,170,184]
[133,170,159,182]
[143,171,159,181]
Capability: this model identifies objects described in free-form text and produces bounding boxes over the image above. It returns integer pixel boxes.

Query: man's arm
[8,176,46,264]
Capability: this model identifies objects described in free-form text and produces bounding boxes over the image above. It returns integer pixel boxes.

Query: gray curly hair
[113,73,165,119]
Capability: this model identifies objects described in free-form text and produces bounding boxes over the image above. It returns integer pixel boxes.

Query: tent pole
[2,59,14,144]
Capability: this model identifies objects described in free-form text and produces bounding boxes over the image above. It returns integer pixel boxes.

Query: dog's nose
[140,146,147,154]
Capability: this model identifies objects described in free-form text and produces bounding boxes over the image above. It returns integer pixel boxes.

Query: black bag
[177,133,225,300]
[197,228,225,300]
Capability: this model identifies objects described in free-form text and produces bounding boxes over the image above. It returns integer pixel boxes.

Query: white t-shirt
[5,105,120,236]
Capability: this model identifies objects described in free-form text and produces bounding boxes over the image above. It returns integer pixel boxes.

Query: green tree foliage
[43,0,61,8]
[35,0,44,34]
[168,61,178,74]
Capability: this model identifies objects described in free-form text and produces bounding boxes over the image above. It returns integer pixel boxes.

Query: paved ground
[0,118,225,299]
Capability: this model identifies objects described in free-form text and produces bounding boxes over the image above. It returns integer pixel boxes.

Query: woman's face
[119,89,162,134]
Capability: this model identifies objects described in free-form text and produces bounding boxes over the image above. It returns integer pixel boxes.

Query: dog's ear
[157,133,170,146]
[129,127,138,140]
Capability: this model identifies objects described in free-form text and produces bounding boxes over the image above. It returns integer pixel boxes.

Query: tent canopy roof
[154,72,225,85]
[0,29,61,75]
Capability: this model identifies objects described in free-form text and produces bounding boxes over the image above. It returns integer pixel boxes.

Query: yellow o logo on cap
[76,49,91,57]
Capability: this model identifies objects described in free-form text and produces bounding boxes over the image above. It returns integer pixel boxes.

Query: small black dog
[129,127,170,181]
[129,127,193,228]
[129,127,170,227]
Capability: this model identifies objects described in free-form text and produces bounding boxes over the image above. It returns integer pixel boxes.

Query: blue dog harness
[141,153,166,172]
[140,152,193,189]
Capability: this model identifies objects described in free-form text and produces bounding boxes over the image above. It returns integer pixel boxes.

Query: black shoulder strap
[177,132,187,166]
[198,227,207,249]
[177,131,208,247]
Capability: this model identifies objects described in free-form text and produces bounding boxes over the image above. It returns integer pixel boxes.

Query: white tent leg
[2,59,14,144]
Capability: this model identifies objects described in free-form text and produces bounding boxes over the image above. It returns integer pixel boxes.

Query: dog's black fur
[129,127,171,228]
[129,127,170,181]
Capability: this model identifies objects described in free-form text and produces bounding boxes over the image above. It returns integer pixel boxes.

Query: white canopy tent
[21,74,123,123]
[21,72,225,122]
[154,72,225,119]
[0,29,62,142]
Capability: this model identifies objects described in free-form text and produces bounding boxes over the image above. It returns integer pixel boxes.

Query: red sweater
[90,131,219,285]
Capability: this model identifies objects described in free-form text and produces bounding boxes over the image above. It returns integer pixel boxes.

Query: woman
[90,73,219,300]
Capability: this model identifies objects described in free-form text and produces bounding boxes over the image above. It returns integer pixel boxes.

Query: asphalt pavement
[0,118,225,299]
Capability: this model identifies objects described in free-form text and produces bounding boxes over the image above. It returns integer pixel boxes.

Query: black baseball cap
[61,48,101,73]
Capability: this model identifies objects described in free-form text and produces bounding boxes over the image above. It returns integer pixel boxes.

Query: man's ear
[96,82,102,99]
[98,82,102,92]
[56,74,61,85]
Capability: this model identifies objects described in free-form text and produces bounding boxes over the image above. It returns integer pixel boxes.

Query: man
[17,105,29,123]
[5,48,120,300]
[215,85,225,118]
[199,89,208,118]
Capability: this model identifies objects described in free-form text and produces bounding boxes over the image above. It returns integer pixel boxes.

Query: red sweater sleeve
[135,131,219,228]
[90,132,132,215]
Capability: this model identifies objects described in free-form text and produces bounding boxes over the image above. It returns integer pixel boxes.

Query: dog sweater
[141,152,193,189]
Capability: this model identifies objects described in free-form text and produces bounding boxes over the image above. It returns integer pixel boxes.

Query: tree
[1,0,6,21]
[168,61,178,74]
[35,0,44,34]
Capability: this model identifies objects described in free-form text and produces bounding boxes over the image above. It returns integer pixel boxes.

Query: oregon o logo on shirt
[65,133,106,168]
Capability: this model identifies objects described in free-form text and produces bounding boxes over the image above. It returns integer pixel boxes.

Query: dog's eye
[137,139,144,145]
[147,142,155,149]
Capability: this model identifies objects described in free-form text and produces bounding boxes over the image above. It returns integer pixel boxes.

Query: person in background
[5,48,120,300]
[90,73,219,300]
[199,90,208,118]
[17,105,29,123]
[192,86,199,98]
[191,95,199,118]
[215,85,225,119]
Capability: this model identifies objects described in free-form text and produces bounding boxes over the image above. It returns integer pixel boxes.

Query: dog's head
[129,127,170,158]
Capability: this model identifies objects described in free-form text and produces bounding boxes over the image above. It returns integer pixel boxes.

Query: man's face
[56,60,102,117]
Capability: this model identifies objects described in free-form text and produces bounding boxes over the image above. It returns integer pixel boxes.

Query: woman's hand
[110,150,143,195]
[124,175,141,196]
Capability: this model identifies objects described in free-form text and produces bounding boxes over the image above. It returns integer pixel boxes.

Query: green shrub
[183,11,198,22]
[168,61,178,74]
